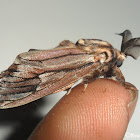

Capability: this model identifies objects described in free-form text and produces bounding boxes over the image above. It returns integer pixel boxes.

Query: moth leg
[125,82,138,92]
[66,87,72,95]
[83,70,101,83]
[83,83,88,92]
[82,70,101,92]
[106,67,138,95]
[111,67,125,85]
[124,82,138,104]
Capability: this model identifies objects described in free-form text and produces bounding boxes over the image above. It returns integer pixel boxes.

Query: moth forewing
[0,40,101,109]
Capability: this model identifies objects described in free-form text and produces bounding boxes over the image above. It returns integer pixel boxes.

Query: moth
[0,30,139,109]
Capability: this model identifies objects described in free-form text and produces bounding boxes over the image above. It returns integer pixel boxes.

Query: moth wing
[0,44,98,109]
[123,38,140,59]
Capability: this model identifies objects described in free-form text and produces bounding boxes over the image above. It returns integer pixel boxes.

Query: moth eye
[116,60,123,67]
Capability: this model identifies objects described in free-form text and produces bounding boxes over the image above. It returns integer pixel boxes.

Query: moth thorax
[98,50,113,64]
[99,53,107,63]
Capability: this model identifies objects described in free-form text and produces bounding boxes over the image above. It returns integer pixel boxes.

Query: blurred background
[0,0,140,139]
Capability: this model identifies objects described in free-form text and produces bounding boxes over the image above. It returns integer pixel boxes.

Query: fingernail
[126,83,138,120]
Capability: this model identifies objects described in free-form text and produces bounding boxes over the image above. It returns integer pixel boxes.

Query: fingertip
[28,79,138,140]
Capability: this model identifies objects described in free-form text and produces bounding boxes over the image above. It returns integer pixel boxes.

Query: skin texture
[28,79,138,140]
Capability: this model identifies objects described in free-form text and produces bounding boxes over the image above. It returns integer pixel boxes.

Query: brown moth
[0,30,139,109]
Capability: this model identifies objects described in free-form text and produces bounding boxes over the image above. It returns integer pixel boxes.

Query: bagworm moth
[0,30,139,109]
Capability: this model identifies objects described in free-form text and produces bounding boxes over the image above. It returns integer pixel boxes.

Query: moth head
[115,51,126,67]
